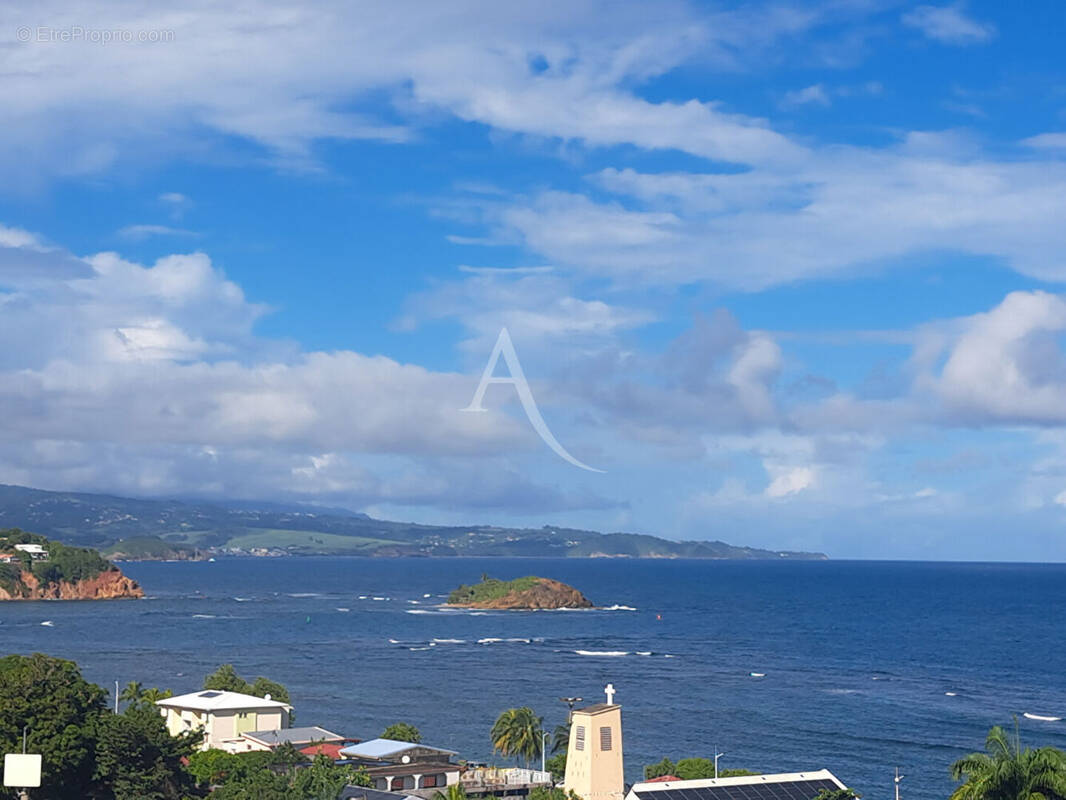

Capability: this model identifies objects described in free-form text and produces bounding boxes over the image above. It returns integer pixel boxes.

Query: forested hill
[0,484,826,560]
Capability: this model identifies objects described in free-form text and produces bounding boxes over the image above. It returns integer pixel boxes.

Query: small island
[0,528,143,600]
[447,575,594,609]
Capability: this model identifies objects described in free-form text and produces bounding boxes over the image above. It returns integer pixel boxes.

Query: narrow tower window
[575,725,586,751]
[600,726,612,751]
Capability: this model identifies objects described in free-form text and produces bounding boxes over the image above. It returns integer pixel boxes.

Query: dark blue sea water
[2,558,1065,800]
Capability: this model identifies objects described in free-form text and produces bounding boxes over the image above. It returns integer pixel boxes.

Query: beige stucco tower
[564,684,624,800]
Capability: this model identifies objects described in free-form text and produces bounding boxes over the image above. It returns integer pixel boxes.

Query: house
[13,544,48,561]
[0,554,18,564]
[623,770,849,800]
[228,726,352,753]
[339,787,422,800]
[460,766,554,798]
[155,690,292,751]
[338,738,461,795]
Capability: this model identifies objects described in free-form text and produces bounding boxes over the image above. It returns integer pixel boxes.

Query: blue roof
[338,738,457,760]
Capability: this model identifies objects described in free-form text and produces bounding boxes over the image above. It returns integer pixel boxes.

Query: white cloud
[902,4,996,45]
[0,227,584,510]
[931,291,1066,424]
[117,224,198,239]
[765,465,816,497]
[0,0,830,183]
[487,138,1066,290]
[1023,133,1066,151]
[781,84,831,108]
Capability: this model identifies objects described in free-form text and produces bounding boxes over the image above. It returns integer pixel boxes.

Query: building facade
[156,690,292,751]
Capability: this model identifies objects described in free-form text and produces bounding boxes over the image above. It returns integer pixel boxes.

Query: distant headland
[447,575,595,609]
[0,483,828,561]
[0,529,143,601]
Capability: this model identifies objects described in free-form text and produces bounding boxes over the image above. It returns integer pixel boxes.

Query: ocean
[2,557,1065,800]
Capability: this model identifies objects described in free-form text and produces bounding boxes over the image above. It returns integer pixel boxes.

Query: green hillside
[0,484,827,560]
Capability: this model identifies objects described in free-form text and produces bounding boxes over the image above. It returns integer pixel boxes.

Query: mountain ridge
[0,483,827,560]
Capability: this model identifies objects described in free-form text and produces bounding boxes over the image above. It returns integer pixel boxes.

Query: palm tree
[491,707,544,768]
[435,784,468,800]
[118,680,143,705]
[552,722,570,754]
[950,724,1066,800]
[141,687,173,704]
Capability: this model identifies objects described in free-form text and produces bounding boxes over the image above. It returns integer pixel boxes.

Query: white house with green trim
[156,689,292,751]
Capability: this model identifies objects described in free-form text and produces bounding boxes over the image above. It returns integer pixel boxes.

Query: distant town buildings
[151,681,848,800]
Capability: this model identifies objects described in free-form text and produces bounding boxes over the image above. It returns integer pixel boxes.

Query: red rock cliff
[0,567,143,600]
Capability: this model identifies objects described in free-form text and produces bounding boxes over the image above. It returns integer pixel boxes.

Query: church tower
[564,684,624,800]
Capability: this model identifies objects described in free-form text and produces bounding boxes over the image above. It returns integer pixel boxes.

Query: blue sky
[2,1,1066,559]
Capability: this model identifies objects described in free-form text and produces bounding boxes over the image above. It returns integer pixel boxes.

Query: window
[599,727,612,751]
[575,726,586,751]
[422,775,440,788]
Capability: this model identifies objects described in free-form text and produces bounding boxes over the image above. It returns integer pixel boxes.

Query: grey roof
[242,726,345,746]
[629,771,847,800]
[339,787,421,800]
[339,738,458,760]
[574,703,618,715]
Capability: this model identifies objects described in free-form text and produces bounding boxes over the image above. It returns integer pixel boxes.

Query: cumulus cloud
[0,227,626,512]
[929,291,1066,424]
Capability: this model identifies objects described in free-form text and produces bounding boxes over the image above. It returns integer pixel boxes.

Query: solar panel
[635,779,840,800]
[199,691,222,697]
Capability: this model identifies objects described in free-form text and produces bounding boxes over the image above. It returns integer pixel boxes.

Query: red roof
[300,742,349,760]
[646,776,681,783]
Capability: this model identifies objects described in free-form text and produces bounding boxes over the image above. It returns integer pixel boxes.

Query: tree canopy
[644,756,758,781]
[203,664,291,704]
[383,722,422,743]
[950,724,1066,800]
[0,653,106,799]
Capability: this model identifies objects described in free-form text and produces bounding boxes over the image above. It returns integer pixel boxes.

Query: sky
[1,1,1065,560]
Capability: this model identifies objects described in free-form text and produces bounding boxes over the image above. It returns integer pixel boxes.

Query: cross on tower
[605,683,616,705]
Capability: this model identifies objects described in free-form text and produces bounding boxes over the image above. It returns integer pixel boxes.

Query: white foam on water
[1024,712,1062,722]
[336,607,350,612]
[192,614,216,619]
[636,651,653,656]
[602,605,638,611]
[432,638,466,644]
[575,650,628,657]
